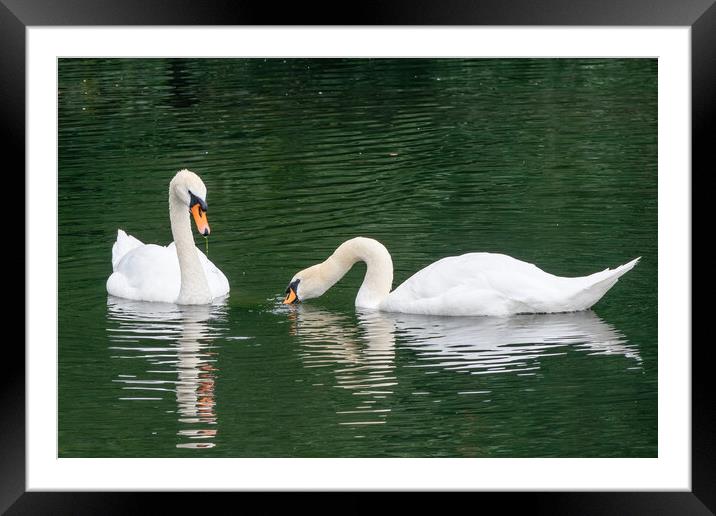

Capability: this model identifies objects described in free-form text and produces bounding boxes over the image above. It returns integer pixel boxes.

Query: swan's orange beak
[191,204,210,236]
[283,288,297,304]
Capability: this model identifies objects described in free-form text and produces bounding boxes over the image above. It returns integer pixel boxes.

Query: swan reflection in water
[287,305,398,428]
[390,310,641,375]
[106,296,227,449]
[287,305,641,426]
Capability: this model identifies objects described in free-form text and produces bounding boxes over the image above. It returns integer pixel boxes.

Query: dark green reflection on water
[59,58,656,457]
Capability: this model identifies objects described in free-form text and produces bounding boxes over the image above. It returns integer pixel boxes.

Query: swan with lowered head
[106,169,230,305]
[282,237,639,316]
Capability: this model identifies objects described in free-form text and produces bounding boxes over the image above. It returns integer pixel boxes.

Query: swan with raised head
[282,237,639,316]
[106,169,230,305]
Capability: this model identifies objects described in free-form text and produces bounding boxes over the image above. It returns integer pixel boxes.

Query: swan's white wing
[111,229,145,270]
[382,253,638,316]
[107,240,230,303]
[382,253,552,316]
[107,243,182,303]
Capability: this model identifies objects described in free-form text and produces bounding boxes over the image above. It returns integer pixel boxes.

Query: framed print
[7,0,711,513]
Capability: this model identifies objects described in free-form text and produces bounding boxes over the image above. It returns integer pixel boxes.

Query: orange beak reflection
[191,204,210,236]
[283,288,297,304]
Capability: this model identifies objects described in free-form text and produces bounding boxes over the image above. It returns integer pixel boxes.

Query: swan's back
[111,229,144,270]
[107,241,182,303]
[382,252,638,316]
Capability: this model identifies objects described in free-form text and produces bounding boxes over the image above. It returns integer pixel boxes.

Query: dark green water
[58,58,657,457]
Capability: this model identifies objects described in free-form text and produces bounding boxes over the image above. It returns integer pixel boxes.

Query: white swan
[106,169,230,304]
[282,237,639,316]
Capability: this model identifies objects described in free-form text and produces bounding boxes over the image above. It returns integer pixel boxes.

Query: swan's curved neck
[325,237,393,309]
[169,196,211,304]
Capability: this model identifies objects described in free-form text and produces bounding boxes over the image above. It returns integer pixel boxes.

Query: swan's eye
[188,190,208,212]
[283,279,300,304]
[189,191,211,236]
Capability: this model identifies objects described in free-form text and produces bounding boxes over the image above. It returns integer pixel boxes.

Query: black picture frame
[6,0,710,513]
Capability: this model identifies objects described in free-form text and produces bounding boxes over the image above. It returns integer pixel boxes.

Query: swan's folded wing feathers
[385,285,514,316]
[386,252,572,315]
[111,229,145,271]
[107,243,182,302]
[394,253,547,298]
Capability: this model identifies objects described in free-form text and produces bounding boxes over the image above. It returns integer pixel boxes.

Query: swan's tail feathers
[111,229,144,271]
[569,257,641,311]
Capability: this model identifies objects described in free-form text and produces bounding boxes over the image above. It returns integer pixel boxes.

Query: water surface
[58,58,657,457]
